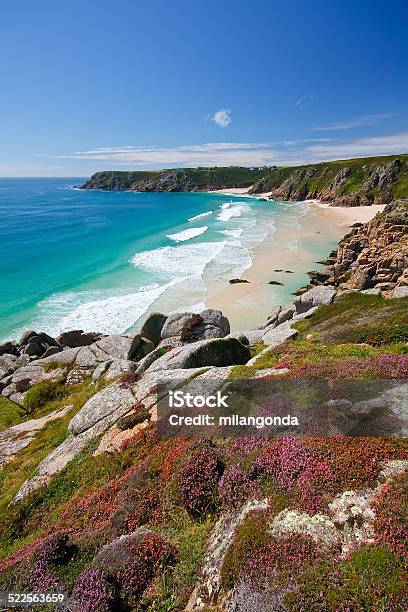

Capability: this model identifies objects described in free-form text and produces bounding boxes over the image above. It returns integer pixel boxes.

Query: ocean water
[0,178,341,341]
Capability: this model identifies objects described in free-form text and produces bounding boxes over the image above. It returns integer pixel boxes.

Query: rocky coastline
[81,154,408,207]
[0,197,407,611]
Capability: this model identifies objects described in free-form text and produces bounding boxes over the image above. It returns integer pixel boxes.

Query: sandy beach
[205,199,384,330]
[311,201,385,226]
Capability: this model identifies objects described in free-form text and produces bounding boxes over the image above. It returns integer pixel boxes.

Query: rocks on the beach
[140,312,168,346]
[294,285,336,314]
[146,337,251,372]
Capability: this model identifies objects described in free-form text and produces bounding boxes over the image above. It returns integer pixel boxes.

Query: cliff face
[81,155,408,206]
[308,199,408,291]
[81,166,271,192]
[249,156,408,206]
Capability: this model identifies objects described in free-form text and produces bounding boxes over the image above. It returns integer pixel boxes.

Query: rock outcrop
[308,199,408,291]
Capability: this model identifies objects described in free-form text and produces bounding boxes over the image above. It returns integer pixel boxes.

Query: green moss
[0,396,26,430]
[288,546,407,611]
[221,512,269,589]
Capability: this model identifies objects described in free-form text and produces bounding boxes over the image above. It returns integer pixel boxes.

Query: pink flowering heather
[372,475,408,567]
[244,533,321,584]
[255,437,315,491]
[226,437,268,460]
[116,533,176,604]
[178,446,222,516]
[218,463,260,507]
[291,354,408,379]
[297,457,337,513]
[72,568,116,612]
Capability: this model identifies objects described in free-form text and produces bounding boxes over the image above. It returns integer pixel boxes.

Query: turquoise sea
[0,178,343,341]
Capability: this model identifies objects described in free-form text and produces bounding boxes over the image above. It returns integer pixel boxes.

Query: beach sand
[205,201,384,331]
[311,201,385,226]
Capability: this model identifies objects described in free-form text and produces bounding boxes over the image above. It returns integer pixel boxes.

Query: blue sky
[0,0,407,176]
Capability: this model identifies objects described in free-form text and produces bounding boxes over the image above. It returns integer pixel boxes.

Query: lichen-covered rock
[262,320,298,347]
[68,383,135,435]
[161,309,230,343]
[294,285,337,314]
[146,338,250,372]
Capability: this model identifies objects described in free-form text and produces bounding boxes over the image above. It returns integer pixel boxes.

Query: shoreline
[205,200,384,330]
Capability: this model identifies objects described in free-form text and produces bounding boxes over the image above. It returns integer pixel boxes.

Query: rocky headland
[81,154,408,207]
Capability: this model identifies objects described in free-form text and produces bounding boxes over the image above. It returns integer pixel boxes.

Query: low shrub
[23,380,65,412]
[373,474,408,566]
[116,533,176,604]
[178,446,222,516]
[33,533,73,567]
[72,568,117,612]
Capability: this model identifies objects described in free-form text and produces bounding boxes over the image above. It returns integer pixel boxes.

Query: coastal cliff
[308,198,408,291]
[81,154,408,206]
[80,166,272,192]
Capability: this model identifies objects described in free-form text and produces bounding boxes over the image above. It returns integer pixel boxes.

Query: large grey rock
[0,405,73,467]
[140,312,168,346]
[161,309,230,343]
[37,335,132,370]
[146,338,250,372]
[104,359,136,381]
[91,360,112,384]
[262,320,298,347]
[294,285,337,314]
[277,305,295,324]
[68,383,135,435]
[18,330,40,346]
[56,329,102,348]
[127,334,155,362]
[2,364,66,406]
[227,329,264,345]
[392,286,408,299]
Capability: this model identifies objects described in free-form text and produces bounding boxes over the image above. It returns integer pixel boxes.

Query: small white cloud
[311,113,395,131]
[211,108,231,128]
[295,94,314,107]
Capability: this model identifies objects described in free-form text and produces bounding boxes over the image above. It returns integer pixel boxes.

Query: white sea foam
[131,241,227,278]
[188,210,213,222]
[167,226,208,242]
[220,228,244,239]
[34,280,182,336]
[217,204,244,222]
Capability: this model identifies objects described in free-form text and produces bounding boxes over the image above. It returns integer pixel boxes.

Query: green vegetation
[23,379,66,413]
[82,155,408,201]
[0,396,26,430]
[252,154,408,201]
[294,293,408,346]
[287,546,407,611]
[82,166,273,191]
